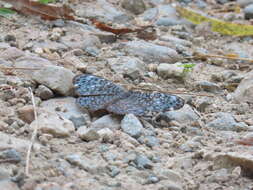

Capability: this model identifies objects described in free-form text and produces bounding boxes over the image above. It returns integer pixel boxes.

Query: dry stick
[0,66,41,70]
[130,86,214,97]
[25,87,39,176]
[187,54,253,63]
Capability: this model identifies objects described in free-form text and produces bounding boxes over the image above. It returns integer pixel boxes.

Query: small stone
[244,4,253,19]
[0,149,22,163]
[0,180,19,190]
[139,135,160,148]
[35,85,54,100]
[121,0,146,14]
[17,105,34,124]
[35,182,61,190]
[134,154,153,169]
[32,66,75,96]
[4,34,16,42]
[0,47,24,60]
[145,175,160,184]
[69,115,89,129]
[195,81,221,93]
[121,41,179,63]
[121,114,144,138]
[77,127,100,141]
[98,128,114,143]
[207,113,247,131]
[159,105,199,124]
[91,114,121,131]
[157,63,184,79]
[30,112,75,137]
[108,57,145,79]
[106,165,120,177]
[233,70,253,103]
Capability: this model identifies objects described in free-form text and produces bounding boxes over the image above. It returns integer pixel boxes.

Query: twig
[25,87,39,176]
[0,66,41,70]
[186,54,253,63]
[130,87,215,97]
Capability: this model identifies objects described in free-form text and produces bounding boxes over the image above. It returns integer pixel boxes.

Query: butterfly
[73,74,185,117]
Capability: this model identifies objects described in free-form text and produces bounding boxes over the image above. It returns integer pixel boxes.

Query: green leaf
[179,63,196,69]
[38,0,56,4]
[0,8,16,18]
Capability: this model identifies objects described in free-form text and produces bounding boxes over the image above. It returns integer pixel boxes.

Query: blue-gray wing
[73,74,127,111]
[106,91,185,117]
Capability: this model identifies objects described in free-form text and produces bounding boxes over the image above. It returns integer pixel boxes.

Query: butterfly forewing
[73,74,126,96]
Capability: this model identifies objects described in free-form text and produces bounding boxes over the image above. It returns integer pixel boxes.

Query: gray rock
[0,71,7,85]
[195,80,221,93]
[76,0,130,23]
[121,0,146,15]
[207,113,247,131]
[77,127,100,141]
[106,165,120,177]
[108,57,145,79]
[35,85,54,100]
[134,154,153,169]
[0,179,19,190]
[121,114,144,138]
[66,154,106,174]
[91,114,120,130]
[121,41,179,63]
[69,115,89,129]
[138,136,160,148]
[237,0,253,7]
[30,112,75,137]
[0,149,22,163]
[233,70,253,103]
[0,47,24,60]
[157,63,184,79]
[0,132,40,151]
[97,128,114,143]
[145,175,160,184]
[32,66,75,96]
[160,105,199,124]
[244,4,253,19]
[40,97,89,121]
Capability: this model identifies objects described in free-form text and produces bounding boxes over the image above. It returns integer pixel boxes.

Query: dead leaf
[90,18,136,35]
[2,0,75,20]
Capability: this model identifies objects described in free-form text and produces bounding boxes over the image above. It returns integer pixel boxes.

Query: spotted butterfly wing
[73,74,185,115]
[73,74,127,111]
[106,91,184,116]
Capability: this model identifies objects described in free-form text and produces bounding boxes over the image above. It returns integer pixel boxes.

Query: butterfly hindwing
[106,91,185,117]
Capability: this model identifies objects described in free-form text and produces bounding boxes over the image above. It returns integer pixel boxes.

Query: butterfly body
[73,74,185,117]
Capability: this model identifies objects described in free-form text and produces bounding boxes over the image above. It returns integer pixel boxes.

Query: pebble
[0,148,22,163]
[207,112,247,131]
[30,112,75,137]
[159,105,199,124]
[77,127,100,141]
[138,135,160,148]
[120,41,179,63]
[91,114,120,131]
[0,47,24,60]
[106,165,121,177]
[233,70,253,103]
[0,179,19,190]
[69,115,89,130]
[32,66,75,96]
[35,85,54,100]
[157,63,184,79]
[121,114,144,138]
[244,3,253,19]
[97,128,114,143]
[108,57,145,79]
[121,0,146,14]
[134,154,153,169]
[17,105,34,124]
[237,0,253,7]
[195,80,221,93]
